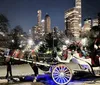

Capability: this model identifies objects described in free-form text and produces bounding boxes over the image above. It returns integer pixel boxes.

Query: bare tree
[0,14,9,33]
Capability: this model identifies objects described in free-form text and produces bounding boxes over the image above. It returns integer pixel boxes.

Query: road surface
[0,63,100,85]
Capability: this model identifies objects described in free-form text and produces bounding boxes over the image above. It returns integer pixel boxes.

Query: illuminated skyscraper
[93,19,98,26]
[32,10,44,42]
[45,14,51,33]
[92,13,100,27]
[82,18,92,31]
[41,19,45,32]
[36,10,43,33]
[37,10,42,26]
[65,8,80,38]
[64,0,82,39]
[75,0,81,27]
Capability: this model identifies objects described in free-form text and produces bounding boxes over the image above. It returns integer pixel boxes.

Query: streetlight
[65,39,70,44]
[11,40,14,43]
[28,39,34,45]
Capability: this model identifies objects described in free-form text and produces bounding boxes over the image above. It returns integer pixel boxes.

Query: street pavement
[0,80,100,85]
[0,64,34,77]
[0,62,81,77]
[0,63,100,85]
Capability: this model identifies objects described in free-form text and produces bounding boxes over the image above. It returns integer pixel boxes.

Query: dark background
[0,0,100,32]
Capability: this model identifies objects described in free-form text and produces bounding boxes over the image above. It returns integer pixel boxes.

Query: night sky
[0,0,100,32]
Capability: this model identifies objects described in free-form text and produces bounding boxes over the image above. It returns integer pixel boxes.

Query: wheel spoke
[66,75,70,79]
[55,68,59,73]
[65,70,70,74]
[57,67,60,72]
[53,74,59,78]
[64,77,68,83]
[56,77,60,83]
[63,66,67,71]
[53,73,59,76]
[53,71,59,74]
[62,77,66,83]
[60,77,64,84]
[64,77,67,81]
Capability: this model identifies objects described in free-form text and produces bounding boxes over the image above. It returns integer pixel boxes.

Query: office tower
[37,10,42,26]
[93,19,98,26]
[45,14,51,33]
[65,8,80,38]
[41,19,45,32]
[83,18,92,31]
[75,0,81,27]
[64,0,82,39]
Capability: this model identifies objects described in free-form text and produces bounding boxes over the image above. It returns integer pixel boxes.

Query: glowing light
[0,32,5,36]
[39,41,43,45]
[19,45,22,48]
[79,23,81,27]
[28,39,34,45]
[21,35,24,37]
[41,19,45,22]
[65,40,70,44]
[12,40,14,43]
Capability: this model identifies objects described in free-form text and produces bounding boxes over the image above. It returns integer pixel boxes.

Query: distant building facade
[65,7,80,38]
[37,10,42,26]
[82,18,92,31]
[45,14,51,33]
[75,0,81,27]
[64,0,81,39]
[93,18,98,26]
[32,10,45,42]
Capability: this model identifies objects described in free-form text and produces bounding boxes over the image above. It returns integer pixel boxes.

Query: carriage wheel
[52,64,72,85]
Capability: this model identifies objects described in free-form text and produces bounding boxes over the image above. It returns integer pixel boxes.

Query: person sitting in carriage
[94,39,100,66]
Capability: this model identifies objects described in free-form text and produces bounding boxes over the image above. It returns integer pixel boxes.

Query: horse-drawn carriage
[2,31,100,85]
[2,43,100,85]
[27,41,99,85]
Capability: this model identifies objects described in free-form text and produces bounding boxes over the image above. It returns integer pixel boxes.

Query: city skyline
[0,0,100,32]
